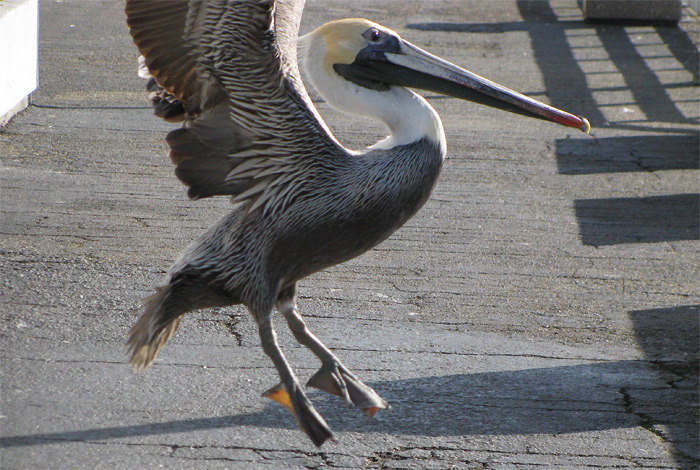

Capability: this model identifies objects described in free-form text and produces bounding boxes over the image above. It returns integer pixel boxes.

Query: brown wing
[125,0,345,212]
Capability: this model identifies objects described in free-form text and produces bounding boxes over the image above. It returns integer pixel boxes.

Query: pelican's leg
[256,313,334,447]
[276,285,390,417]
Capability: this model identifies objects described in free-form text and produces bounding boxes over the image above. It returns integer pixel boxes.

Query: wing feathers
[126,0,345,212]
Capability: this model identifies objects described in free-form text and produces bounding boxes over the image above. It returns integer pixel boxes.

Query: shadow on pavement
[655,25,700,84]
[408,7,605,127]
[593,23,694,125]
[408,0,699,131]
[407,2,699,250]
[556,133,699,174]
[0,412,295,449]
[0,360,668,446]
[628,305,700,465]
[3,355,696,464]
[573,193,699,246]
[515,0,607,126]
[630,305,699,364]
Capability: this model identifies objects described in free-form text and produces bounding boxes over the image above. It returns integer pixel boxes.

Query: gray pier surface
[1,1,698,469]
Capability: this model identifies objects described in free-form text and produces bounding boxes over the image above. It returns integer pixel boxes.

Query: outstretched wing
[125,0,345,213]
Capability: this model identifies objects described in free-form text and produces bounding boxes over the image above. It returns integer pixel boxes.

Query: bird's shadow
[0,360,658,448]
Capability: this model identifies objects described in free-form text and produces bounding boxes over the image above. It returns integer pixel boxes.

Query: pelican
[124,0,589,447]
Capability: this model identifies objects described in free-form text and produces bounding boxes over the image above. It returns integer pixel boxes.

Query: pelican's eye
[355,27,402,62]
[363,28,384,44]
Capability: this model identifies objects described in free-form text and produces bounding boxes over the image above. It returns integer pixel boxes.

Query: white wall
[0,0,38,125]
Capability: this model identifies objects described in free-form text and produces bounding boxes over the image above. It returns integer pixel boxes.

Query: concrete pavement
[1,0,698,468]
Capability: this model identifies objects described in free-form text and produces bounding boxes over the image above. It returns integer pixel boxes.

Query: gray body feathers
[128,136,442,369]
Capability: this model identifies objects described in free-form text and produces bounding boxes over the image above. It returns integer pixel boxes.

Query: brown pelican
[124,0,589,447]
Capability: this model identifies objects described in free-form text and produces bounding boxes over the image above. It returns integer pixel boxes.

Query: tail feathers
[127,285,183,371]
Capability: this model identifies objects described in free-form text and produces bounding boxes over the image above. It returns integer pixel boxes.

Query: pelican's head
[299,19,449,150]
[299,19,590,145]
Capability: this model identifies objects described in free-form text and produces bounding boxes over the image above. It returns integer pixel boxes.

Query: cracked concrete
[1,0,698,469]
[220,313,245,348]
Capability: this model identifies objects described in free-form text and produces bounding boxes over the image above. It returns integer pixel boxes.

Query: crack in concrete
[620,386,669,441]
[270,442,676,467]
[619,386,699,465]
[250,447,362,468]
[0,355,274,371]
[220,313,244,347]
[328,345,628,362]
[0,356,125,366]
[651,360,699,390]
[167,443,260,463]
[3,433,679,468]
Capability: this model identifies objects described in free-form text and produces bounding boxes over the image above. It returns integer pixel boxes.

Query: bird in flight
[124,0,589,447]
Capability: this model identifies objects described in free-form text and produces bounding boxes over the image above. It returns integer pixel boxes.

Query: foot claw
[307,365,390,416]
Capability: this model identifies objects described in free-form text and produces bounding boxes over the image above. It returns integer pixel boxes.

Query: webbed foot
[307,364,390,417]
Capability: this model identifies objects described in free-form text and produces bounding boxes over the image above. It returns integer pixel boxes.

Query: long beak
[336,39,590,133]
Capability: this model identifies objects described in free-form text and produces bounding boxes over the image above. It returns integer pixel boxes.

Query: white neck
[366,88,446,153]
[299,35,447,156]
